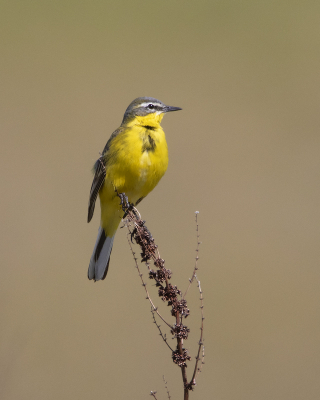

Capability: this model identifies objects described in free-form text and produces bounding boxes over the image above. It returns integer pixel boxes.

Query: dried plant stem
[151,307,174,352]
[190,275,205,385]
[126,233,172,329]
[196,343,205,380]
[119,193,204,400]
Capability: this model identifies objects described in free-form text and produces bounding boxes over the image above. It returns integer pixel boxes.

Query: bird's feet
[118,192,134,217]
[118,192,130,210]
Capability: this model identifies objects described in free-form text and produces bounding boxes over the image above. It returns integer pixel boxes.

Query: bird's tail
[88,227,115,281]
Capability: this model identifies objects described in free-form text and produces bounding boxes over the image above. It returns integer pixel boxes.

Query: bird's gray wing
[87,155,106,223]
[87,127,124,223]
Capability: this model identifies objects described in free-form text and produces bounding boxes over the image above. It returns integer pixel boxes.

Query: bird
[87,97,182,281]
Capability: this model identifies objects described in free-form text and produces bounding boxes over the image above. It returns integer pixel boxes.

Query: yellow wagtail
[87,97,181,281]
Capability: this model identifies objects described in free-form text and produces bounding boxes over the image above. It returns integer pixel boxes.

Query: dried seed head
[154,258,165,269]
[171,323,190,340]
[158,284,181,302]
[149,270,157,280]
[171,299,190,318]
[172,347,191,367]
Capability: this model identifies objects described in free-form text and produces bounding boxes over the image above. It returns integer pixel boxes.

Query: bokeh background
[1,1,320,399]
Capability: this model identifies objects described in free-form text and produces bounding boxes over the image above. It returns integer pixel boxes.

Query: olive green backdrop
[1,1,320,399]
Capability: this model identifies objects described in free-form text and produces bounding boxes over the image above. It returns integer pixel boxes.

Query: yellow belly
[99,124,168,235]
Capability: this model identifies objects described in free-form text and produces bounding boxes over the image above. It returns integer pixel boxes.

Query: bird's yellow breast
[107,124,168,197]
[99,114,168,233]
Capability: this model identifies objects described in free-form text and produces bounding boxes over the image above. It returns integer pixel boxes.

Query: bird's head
[122,97,182,127]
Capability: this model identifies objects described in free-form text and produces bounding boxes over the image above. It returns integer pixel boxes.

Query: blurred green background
[1,1,320,399]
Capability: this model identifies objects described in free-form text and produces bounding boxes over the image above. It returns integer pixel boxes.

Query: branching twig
[126,232,172,329]
[196,343,205,380]
[150,391,158,399]
[151,308,174,352]
[189,274,205,387]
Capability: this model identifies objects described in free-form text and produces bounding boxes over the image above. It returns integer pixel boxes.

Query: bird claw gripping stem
[118,192,134,218]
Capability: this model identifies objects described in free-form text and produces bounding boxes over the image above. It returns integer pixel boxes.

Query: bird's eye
[147,104,155,109]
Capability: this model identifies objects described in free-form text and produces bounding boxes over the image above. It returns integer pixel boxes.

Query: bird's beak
[164,105,182,113]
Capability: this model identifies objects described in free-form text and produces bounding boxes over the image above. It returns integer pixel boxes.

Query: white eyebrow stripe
[139,102,163,108]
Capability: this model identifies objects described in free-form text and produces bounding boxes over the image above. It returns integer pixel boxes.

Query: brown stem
[151,307,174,352]
[126,232,172,329]
[120,198,204,400]
[189,276,205,386]
[175,312,189,400]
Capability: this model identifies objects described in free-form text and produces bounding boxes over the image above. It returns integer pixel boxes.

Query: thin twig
[126,232,172,329]
[196,344,205,380]
[150,391,158,399]
[151,308,174,352]
[162,376,171,400]
[189,274,205,386]
[183,211,200,299]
